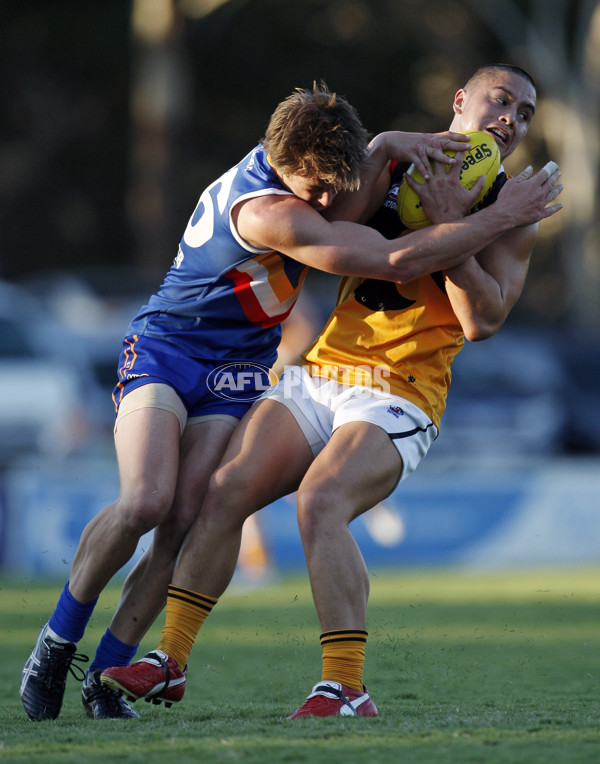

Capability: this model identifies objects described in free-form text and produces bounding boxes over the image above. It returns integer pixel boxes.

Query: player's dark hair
[262,81,369,192]
[464,64,536,92]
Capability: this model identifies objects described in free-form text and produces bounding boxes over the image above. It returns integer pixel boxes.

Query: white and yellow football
[397,130,501,230]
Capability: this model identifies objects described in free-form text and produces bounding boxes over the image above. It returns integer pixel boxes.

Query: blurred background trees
[1,0,598,331]
[1,1,598,578]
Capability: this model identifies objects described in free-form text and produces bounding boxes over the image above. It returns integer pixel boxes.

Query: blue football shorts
[112,333,270,433]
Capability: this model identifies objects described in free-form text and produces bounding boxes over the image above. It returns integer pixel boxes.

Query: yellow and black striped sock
[320,629,367,692]
[157,585,218,670]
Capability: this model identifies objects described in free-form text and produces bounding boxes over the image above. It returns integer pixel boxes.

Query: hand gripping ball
[397,130,501,230]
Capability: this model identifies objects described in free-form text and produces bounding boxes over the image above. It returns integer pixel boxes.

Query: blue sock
[48,581,97,644]
[89,628,139,673]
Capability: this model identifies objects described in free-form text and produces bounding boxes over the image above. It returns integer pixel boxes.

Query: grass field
[2,568,600,763]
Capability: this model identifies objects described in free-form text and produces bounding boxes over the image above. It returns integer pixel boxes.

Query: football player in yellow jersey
[101,65,563,718]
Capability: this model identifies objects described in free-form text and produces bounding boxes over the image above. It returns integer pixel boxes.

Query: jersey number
[182,167,238,249]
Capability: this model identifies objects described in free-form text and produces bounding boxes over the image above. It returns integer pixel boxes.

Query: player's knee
[117,487,173,535]
[296,482,336,545]
[152,512,191,557]
[203,465,247,527]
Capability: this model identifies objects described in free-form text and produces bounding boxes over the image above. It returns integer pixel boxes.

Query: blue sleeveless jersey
[126,146,308,367]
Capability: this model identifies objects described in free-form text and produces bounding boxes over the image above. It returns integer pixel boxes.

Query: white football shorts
[259,365,438,485]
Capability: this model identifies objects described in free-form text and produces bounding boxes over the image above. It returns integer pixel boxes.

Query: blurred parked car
[434,328,572,460]
[22,266,163,399]
[554,329,600,454]
[0,279,101,467]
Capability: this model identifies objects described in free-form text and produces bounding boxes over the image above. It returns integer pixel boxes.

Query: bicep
[236,194,390,277]
[476,224,538,310]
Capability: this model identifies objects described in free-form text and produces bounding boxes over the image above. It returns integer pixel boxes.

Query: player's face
[452,72,536,159]
[280,172,338,211]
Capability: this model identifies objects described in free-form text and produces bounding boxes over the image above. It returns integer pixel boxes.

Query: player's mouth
[486,126,510,147]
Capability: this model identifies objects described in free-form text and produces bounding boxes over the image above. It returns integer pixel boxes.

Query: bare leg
[108,418,237,645]
[295,421,403,631]
[172,400,314,598]
[68,408,182,603]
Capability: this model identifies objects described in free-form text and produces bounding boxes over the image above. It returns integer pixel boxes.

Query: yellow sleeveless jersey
[302,272,464,430]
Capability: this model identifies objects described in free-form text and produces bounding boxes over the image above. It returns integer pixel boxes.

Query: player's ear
[453,89,466,115]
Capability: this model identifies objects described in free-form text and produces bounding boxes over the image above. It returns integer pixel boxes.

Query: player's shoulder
[236,189,300,220]
[235,190,312,253]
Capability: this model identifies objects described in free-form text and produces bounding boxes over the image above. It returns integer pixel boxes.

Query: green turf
[2,568,600,763]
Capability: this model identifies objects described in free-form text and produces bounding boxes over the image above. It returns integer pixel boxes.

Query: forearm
[317,196,532,283]
[324,137,392,225]
[382,203,518,283]
[324,133,412,225]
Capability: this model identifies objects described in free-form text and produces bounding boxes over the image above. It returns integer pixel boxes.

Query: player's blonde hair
[262,82,369,192]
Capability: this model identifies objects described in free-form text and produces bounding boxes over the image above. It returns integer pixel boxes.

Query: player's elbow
[463,318,502,342]
[383,258,419,285]
[465,326,493,342]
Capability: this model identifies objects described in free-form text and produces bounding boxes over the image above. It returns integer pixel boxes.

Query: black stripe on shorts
[389,421,436,440]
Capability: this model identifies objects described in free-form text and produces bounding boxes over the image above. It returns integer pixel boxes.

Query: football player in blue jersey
[20,81,486,721]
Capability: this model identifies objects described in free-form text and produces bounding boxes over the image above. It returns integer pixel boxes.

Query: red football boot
[287,680,378,719]
[101,650,186,708]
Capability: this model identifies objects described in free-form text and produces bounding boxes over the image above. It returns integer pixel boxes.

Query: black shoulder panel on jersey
[354,279,416,312]
[473,171,508,212]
